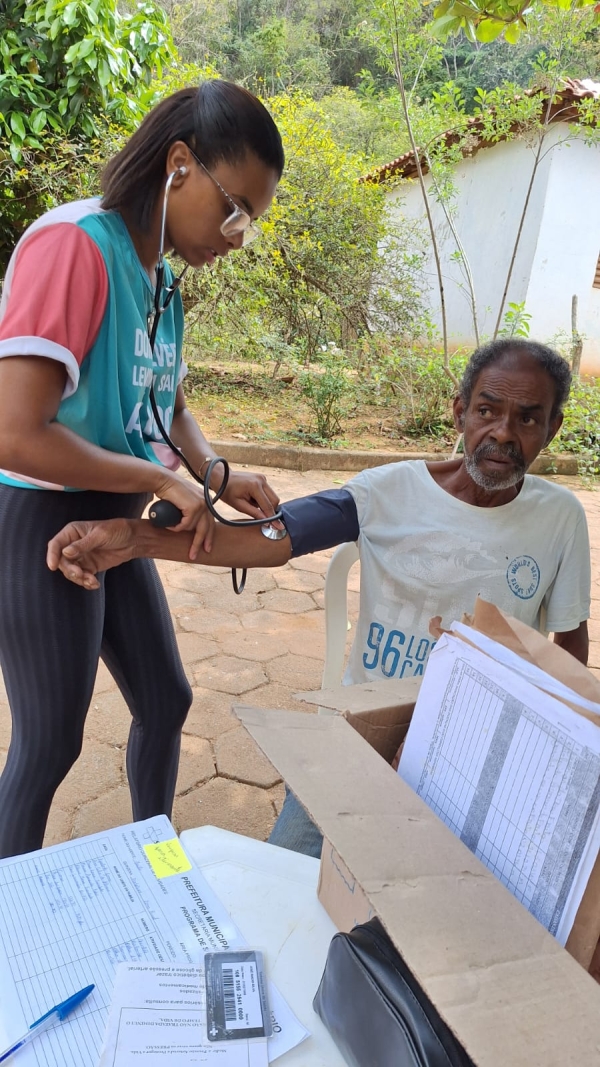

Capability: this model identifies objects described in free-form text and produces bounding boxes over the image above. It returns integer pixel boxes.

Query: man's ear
[453,395,465,432]
[544,411,563,448]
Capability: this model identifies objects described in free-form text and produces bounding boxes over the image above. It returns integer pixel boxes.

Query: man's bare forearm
[553,621,589,666]
[132,519,292,568]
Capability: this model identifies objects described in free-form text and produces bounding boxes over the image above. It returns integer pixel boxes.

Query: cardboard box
[298,601,600,970]
[296,677,420,931]
[235,701,600,1066]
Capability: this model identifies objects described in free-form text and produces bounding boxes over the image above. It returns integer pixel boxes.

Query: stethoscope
[145,169,286,594]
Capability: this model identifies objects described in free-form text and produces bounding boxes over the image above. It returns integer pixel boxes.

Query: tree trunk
[571,294,583,377]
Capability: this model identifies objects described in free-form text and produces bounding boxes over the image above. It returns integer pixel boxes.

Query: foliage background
[1,0,599,455]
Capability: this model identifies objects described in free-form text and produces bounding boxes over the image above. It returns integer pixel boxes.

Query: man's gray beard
[464,447,527,491]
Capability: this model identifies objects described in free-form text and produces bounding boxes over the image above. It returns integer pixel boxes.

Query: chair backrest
[320,541,360,703]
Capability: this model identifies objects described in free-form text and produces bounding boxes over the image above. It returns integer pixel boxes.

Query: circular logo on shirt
[506,555,540,600]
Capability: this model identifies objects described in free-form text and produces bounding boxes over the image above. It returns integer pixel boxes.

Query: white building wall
[388,136,553,346]
[524,132,600,374]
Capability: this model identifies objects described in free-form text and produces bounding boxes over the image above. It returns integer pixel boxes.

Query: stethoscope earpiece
[178,166,187,175]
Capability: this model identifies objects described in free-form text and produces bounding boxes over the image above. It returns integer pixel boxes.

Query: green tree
[0,0,173,272]
[0,0,174,151]
[429,0,600,46]
[176,90,427,371]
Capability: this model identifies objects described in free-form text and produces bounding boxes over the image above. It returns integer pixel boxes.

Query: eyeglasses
[188,148,260,246]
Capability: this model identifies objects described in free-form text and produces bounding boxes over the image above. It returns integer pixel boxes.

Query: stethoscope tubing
[145,172,283,593]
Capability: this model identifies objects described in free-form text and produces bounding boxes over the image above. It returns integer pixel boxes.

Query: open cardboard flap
[296,677,422,715]
[234,704,600,1067]
[296,677,421,765]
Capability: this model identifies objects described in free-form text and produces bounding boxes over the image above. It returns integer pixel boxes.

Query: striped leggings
[0,483,192,858]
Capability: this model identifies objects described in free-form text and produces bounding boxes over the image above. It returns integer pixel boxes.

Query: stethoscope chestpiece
[261,523,288,541]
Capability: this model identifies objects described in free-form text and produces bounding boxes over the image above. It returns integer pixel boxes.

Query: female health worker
[0,80,284,858]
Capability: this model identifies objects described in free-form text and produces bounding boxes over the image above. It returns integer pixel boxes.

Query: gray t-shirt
[344,460,591,684]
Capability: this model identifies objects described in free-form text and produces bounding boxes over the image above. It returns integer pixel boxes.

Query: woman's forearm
[169,406,222,488]
[0,421,165,495]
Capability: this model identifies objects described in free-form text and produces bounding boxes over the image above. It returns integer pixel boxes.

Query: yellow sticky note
[144,838,192,879]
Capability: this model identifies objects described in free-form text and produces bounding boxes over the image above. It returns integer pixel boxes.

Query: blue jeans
[268,787,323,858]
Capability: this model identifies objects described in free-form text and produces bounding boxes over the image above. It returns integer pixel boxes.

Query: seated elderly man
[48,339,591,852]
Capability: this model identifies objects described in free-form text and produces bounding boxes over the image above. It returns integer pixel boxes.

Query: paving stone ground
[0,468,598,849]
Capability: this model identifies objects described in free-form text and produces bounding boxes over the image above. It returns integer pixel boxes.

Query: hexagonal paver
[273,568,325,594]
[215,727,281,788]
[272,782,286,815]
[240,609,321,636]
[175,735,215,794]
[164,569,228,596]
[183,688,240,739]
[85,690,131,747]
[54,740,123,810]
[178,610,242,635]
[176,632,221,665]
[168,568,268,616]
[174,778,279,840]
[72,785,133,838]
[241,683,315,713]
[256,589,317,614]
[218,631,288,663]
[43,807,73,848]
[287,554,331,575]
[311,588,360,613]
[231,569,278,595]
[194,656,268,695]
[0,705,11,751]
[266,653,323,691]
[94,660,118,694]
[278,625,326,661]
[162,589,205,614]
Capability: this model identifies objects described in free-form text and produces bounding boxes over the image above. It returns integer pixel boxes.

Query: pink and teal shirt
[0,198,186,490]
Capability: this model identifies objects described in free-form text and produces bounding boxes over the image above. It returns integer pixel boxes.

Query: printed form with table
[2,599,600,1066]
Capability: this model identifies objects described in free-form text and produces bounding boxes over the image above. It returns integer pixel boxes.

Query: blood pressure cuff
[313,917,475,1067]
[279,488,359,558]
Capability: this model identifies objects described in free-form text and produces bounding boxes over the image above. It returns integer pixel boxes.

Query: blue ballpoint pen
[0,984,95,1063]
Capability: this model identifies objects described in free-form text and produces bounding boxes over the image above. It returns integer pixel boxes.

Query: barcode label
[222,966,237,1022]
[205,950,271,1042]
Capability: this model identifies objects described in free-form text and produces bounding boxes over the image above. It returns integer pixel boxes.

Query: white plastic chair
[319,541,360,712]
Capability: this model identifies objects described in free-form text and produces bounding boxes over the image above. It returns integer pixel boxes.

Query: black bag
[313,918,475,1067]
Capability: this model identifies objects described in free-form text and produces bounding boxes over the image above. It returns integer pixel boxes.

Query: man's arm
[553,621,589,666]
[47,518,291,589]
[47,487,361,588]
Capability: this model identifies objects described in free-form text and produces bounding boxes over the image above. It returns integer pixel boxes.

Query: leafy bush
[0,0,171,272]
[360,338,467,438]
[548,376,600,478]
[0,0,173,152]
[298,347,356,442]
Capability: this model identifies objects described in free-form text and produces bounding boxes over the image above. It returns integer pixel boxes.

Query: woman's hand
[46,519,138,589]
[220,470,281,524]
[153,472,216,559]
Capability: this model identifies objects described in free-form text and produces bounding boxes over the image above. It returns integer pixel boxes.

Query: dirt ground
[184,361,457,453]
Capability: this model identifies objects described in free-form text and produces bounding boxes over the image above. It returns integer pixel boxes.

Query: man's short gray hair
[459,339,572,419]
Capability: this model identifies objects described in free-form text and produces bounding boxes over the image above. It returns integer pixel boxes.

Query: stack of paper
[0,816,307,1066]
[99,964,270,1066]
[398,630,600,944]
